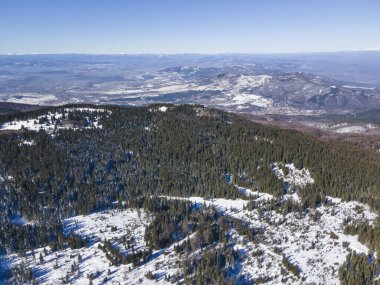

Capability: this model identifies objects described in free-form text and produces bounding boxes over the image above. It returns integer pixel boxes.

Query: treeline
[339,251,379,285]
[344,221,380,260]
[0,222,63,253]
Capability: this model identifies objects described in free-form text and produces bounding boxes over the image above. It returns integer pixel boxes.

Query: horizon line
[1,49,380,56]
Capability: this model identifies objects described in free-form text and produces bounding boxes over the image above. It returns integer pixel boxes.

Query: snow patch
[273,162,314,191]
[334,125,367,134]
[18,140,35,146]
[163,196,248,212]
[236,186,274,202]
[0,108,111,134]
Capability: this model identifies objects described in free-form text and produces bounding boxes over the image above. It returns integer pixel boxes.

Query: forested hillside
[1,104,380,284]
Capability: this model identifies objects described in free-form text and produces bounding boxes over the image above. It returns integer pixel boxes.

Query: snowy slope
[4,192,377,285]
[6,208,184,285]
[163,195,376,284]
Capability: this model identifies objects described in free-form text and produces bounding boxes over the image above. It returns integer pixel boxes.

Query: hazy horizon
[2,50,380,56]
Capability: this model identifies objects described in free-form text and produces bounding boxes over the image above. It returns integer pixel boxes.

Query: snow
[3,192,378,284]
[155,84,204,94]
[102,89,146,95]
[6,208,183,285]
[337,233,370,254]
[209,75,274,108]
[254,106,325,116]
[229,93,273,108]
[236,75,272,88]
[273,162,314,190]
[5,93,57,105]
[64,108,111,114]
[134,74,276,110]
[0,108,111,134]
[342,85,375,90]
[334,125,367,134]
[18,140,35,146]
[64,208,150,242]
[274,202,376,283]
[236,186,274,202]
[163,194,377,284]
[306,121,378,134]
[283,192,301,203]
[158,106,167,112]
[163,196,248,212]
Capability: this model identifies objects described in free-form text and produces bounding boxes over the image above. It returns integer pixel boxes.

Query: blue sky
[1,0,380,54]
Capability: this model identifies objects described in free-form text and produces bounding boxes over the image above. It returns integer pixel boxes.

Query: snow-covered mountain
[1,54,380,117]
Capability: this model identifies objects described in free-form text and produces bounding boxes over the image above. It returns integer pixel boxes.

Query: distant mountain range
[1,53,380,116]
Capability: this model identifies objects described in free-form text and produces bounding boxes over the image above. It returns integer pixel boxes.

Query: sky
[1,0,380,54]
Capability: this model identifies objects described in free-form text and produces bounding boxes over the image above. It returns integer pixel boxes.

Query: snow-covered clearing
[228,93,273,108]
[163,196,249,212]
[3,188,378,284]
[272,162,314,189]
[334,125,367,133]
[0,108,111,134]
[164,194,376,284]
[6,208,184,285]
[236,186,274,202]
[64,209,149,243]
[272,162,314,203]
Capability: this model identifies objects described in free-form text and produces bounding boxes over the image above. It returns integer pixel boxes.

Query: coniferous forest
[1,104,380,284]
